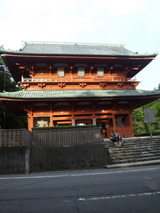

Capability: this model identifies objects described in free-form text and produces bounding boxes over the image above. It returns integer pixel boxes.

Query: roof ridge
[24,41,124,47]
[1,42,157,57]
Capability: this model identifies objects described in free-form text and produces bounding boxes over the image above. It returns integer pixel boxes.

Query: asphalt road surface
[0,165,160,213]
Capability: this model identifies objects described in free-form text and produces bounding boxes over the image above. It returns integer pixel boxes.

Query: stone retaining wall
[30,143,109,172]
[0,143,110,174]
[0,147,30,174]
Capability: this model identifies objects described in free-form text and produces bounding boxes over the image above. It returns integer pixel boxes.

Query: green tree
[133,85,160,136]
[0,56,3,64]
[154,83,160,91]
[0,54,27,129]
[0,66,19,92]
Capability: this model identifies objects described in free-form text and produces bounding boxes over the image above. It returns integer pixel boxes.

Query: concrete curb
[105,159,160,169]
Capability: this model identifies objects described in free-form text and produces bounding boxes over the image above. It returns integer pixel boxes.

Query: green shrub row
[32,125,97,131]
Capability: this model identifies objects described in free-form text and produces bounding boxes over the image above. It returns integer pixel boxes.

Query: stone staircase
[104,136,160,165]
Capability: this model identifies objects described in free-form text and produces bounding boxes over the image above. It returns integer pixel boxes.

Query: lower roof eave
[0,89,160,100]
[0,92,160,103]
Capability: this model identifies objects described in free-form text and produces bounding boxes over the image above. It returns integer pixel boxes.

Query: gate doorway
[97,118,113,138]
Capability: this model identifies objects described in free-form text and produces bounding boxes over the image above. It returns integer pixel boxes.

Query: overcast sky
[0,0,159,90]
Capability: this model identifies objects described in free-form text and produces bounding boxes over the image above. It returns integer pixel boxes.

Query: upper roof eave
[0,41,158,58]
[0,51,157,59]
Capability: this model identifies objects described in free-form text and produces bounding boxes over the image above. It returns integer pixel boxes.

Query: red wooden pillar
[28,113,33,131]
[129,111,134,137]
[49,115,53,127]
[112,113,116,131]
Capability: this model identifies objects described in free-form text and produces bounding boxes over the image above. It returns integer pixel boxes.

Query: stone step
[123,140,160,143]
[109,143,160,147]
[109,151,160,155]
[111,153,160,161]
[124,139,160,142]
[111,156,160,164]
[108,147,160,154]
[110,149,160,156]
[109,148,160,155]
[108,143,160,147]
[104,138,160,143]
[126,142,160,145]
[106,136,160,165]
[111,152,160,161]
[110,155,160,161]
[109,144,160,148]
[104,139,160,144]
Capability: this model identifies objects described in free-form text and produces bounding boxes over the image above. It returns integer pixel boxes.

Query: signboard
[144,108,156,123]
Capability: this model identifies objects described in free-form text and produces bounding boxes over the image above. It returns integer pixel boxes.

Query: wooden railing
[0,127,102,147]
[32,127,102,147]
[0,129,31,147]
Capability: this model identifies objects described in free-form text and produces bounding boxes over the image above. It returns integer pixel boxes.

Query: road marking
[0,174,69,180]
[78,191,160,202]
[70,167,159,177]
[0,166,159,180]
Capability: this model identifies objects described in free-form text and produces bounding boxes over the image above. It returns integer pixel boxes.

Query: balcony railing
[22,77,137,82]
[23,78,51,82]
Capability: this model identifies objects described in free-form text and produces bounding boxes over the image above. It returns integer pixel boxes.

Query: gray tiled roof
[0,89,160,99]
[17,42,146,56]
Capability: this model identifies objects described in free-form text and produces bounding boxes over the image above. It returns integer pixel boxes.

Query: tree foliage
[0,55,27,129]
[0,56,3,64]
[0,68,19,92]
[133,87,160,136]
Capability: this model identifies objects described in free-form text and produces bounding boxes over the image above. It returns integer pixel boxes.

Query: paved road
[0,166,160,213]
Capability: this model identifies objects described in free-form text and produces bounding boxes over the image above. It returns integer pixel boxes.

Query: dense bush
[32,125,97,131]
[133,96,160,136]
